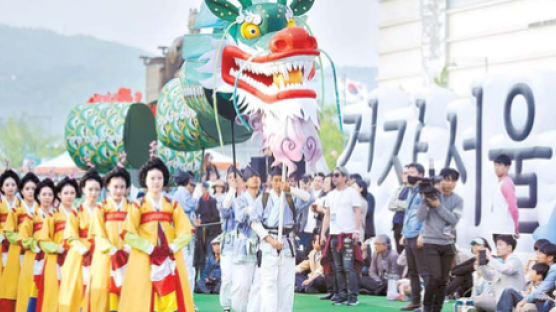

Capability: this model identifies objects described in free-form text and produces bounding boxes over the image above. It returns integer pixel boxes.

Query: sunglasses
[333,173,342,178]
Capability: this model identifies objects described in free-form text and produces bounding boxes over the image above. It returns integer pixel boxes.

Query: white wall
[378,0,556,95]
[446,0,556,95]
[378,0,424,92]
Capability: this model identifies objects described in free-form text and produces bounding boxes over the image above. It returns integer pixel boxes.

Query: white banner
[338,71,556,257]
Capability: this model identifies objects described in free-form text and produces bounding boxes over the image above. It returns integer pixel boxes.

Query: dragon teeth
[233,57,315,78]
[303,62,312,81]
[230,55,317,95]
[282,67,289,80]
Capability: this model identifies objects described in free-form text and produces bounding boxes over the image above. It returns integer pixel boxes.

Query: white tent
[206,148,237,170]
[35,152,83,175]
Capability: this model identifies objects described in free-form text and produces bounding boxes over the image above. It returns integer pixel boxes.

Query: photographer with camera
[416,168,463,312]
[399,163,427,311]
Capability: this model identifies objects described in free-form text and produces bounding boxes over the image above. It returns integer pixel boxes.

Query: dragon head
[207,0,318,102]
[205,0,322,171]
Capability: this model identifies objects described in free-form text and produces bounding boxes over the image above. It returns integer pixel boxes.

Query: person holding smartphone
[497,243,556,312]
[446,237,491,299]
[471,235,525,312]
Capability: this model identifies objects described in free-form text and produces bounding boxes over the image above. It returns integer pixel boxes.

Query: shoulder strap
[262,192,269,210]
[285,193,296,222]
[262,192,296,222]
[407,189,418,209]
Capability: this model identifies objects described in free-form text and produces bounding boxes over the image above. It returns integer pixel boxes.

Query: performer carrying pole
[229,166,262,312]
[218,165,242,312]
[250,165,310,312]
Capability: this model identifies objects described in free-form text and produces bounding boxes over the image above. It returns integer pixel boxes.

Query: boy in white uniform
[250,166,310,312]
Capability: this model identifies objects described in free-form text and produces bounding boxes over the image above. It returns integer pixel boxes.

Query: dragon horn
[238,0,252,7]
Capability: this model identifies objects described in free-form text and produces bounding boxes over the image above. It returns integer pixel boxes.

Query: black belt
[263,225,295,256]
[263,225,293,236]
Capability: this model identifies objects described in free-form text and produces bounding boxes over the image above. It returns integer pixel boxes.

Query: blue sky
[0,0,378,67]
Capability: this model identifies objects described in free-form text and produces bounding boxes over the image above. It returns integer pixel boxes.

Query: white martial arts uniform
[219,189,237,310]
[250,188,310,312]
[231,190,260,312]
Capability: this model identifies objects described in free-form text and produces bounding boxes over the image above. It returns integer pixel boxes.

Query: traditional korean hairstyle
[0,169,20,194]
[79,168,104,190]
[56,176,81,198]
[104,166,131,188]
[138,157,170,188]
[19,172,40,196]
[34,178,57,204]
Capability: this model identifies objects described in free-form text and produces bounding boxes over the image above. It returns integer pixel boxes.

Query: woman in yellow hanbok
[1,173,40,311]
[59,169,101,312]
[89,166,131,312]
[31,177,78,312]
[119,157,195,312]
[0,169,21,312]
[15,175,48,312]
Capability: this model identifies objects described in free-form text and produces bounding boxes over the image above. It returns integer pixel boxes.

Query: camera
[407,158,441,199]
[407,175,441,198]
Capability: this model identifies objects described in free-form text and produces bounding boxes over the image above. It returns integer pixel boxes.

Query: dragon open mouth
[221,45,319,104]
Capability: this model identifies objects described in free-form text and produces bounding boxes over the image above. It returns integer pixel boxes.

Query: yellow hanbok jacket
[0,197,17,280]
[15,204,44,312]
[0,199,27,303]
[89,198,130,312]
[59,204,95,312]
[118,196,195,312]
[36,207,68,312]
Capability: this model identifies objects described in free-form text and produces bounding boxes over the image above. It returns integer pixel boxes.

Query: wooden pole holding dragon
[200,0,325,264]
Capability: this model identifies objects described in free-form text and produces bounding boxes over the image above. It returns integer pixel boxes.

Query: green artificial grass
[194,293,456,311]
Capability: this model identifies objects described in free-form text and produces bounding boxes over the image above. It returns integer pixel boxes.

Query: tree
[0,115,65,168]
[319,105,344,170]
[434,65,449,87]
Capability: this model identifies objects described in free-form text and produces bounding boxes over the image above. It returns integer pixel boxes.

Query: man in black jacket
[194,181,222,285]
[446,237,491,298]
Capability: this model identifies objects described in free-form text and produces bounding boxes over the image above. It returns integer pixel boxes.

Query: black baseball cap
[440,168,460,181]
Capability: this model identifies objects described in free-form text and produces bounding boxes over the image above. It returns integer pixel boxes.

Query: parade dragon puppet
[157,0,323,173]
[66,0,331,175]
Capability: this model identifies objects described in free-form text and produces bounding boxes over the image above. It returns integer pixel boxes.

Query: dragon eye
[241,23,261,39]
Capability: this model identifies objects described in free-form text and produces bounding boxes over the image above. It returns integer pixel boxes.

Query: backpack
[262,192,296,225]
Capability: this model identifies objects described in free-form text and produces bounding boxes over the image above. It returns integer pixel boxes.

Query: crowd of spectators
[169,152,556,312]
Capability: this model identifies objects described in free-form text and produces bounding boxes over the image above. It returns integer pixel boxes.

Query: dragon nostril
[305,37,317,49]
[270,27,318,53]
[273,39,288,52]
